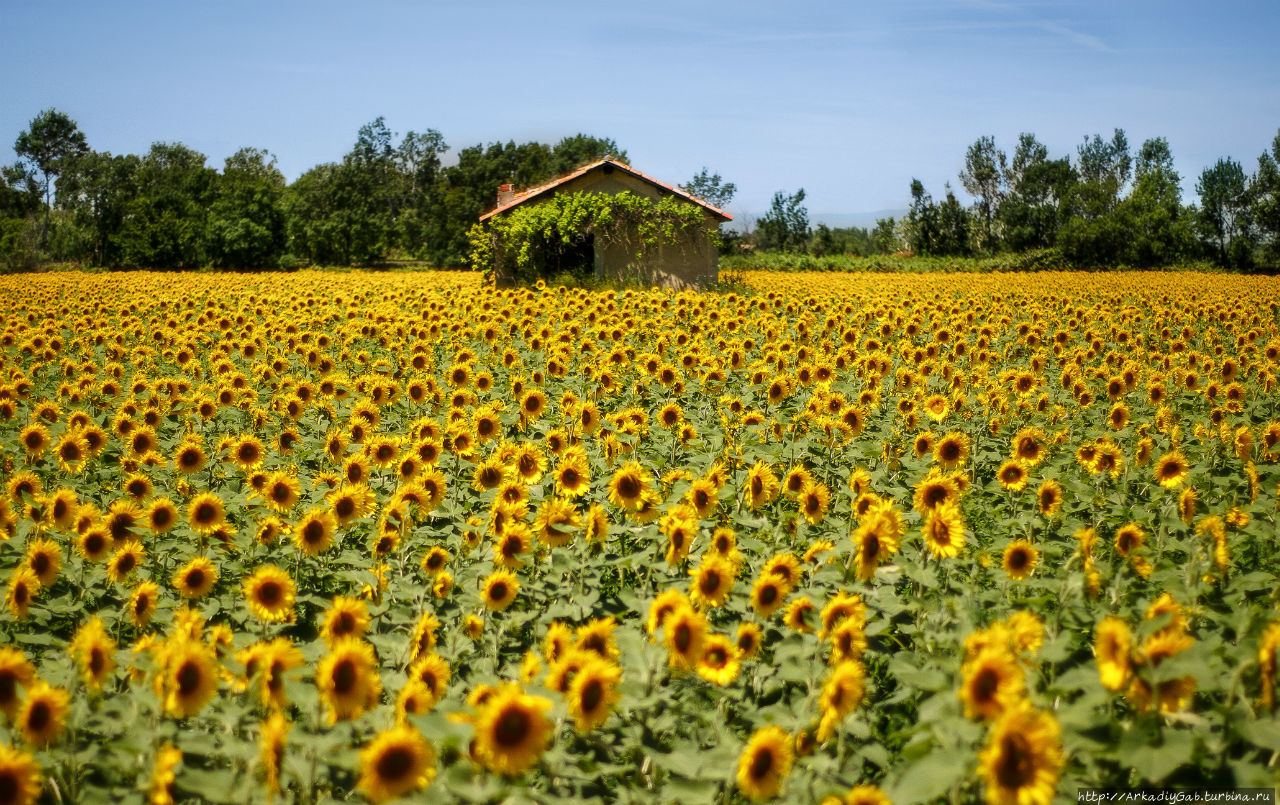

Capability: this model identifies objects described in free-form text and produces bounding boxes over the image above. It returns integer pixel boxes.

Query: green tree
[680,168,736,211]
[756,189,809,252]
[547,134,626,176]
[1119,137,1193,266]
[206,148,287,268]
[1058,130,1133,266]
[55,150,140,266]
[114,143,216,268]
[935,185,973,256]
[997,134,1076,251]
[904,180,940,255]
[1252,129,1280,265]
[872,217,900,254]
[958,136,1005,251]
[1195,157,1253,267]
[12,108,89,246]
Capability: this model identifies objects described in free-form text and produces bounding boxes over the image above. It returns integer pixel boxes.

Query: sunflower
[46,488,78,530]
[568,656,623,732]
[742,460,779,510]
[293,508,337,556]
[492,523,532,569]
[1002,540,1039,581]
[472,684,554,775]
[18,424,50,457]
[173,556,218,599]
[357,726,436,803]
[244,565,296,623]
[996,459,1029,492]
[5,568,39,621]
[327,484,372,527]
[69,617,116,690]
[933,431,971,469]
[150,743,181,805]
[532,497,580,548]
[317,639,382,723]
[797,481,830,525]
[645,589,690,639]
[146,498,180,534]
[553,451,591,499]
[187,492,226,535]
[231,435,266,470]
[481,569,519,611]
[0,744,42,805]
[977,703,1063,805]
[21,537,61,586]
[959,647,1025,721]
[816,660,866,741]
[1094,617,1131,692]
[1127,630,1197,713]
[607,461,652,511]
[240,638,304,710]
[259,712,290,797]
[844,785,893,805]
[1112,522,1145,558]
[736,725,794,801]
[922,502,966,559]
[472,456,508,492]
[688,554,737,608]
[1153,451,1189,489]
[261,472,301,513]
[575,617,619,661]
[1035,479,1063,517]
[107,540,146,584]
[664,605,708,671]
[419,546,450,578]
[0,648,35,718]
[409,611,440,662]
[852,503,902,582]
[160,637,219,718]
[16,681,68,748]
[126,581,160,628]
[54,431,88,473]
[584,503,609,544]
[685,477,719,518]
[696,633,740,686]
[750,575,788,617]
[736,622,763,660]
[406,653,451,709]
[829,618,868,665]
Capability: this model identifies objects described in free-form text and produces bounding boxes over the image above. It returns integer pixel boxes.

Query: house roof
[478,156,733,222]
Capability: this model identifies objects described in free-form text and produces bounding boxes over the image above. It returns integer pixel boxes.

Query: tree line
[753,128,1280,270]
[0,109,624,270]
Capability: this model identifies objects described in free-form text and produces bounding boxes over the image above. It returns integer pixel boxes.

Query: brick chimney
[497,183,515,206]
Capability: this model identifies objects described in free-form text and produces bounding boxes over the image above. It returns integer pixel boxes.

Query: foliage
[468,190,715,286]
[756,189,809,253]
[0,269,1278,803]
[681,168,737,211]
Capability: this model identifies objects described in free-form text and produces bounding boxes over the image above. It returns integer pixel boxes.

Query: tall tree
[1196,157,1252,267]
[114,142,216,268]
[206,148,287,268]
[756,189,809,253]
[1252,129,1280,265]
[998,133,1076,251]
[958,136,1005,251]
[904,179,940,255]
[12,108,89,246]
[1076,129,1131,191]
[935,185,973,256]
[55,150,140,266]
[680,168,736,211]
[1121,137,1192,266]
[547,134,626,176]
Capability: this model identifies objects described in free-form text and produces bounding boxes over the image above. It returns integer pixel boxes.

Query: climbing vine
[467,191,716,285]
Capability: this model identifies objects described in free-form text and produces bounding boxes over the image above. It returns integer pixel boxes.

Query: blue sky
[2,0,1278,224]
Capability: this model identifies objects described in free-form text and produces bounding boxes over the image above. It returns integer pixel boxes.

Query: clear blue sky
[2,0,1278,224]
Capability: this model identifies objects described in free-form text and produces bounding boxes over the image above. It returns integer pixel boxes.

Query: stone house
[479,156,732,289]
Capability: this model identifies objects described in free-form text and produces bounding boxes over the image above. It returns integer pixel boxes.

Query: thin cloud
[1036,21,1116,54]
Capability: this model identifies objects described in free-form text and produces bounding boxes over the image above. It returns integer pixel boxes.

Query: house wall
[555,169,720,290]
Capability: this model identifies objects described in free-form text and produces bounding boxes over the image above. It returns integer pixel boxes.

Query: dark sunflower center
[376,746,415,782]
[700,571,721,595]
[674,623,692,652]
[749,748,774,781]
[333,660,358,694]
[489,582,508,601]
[994,732,1035,788]
[940,442,959,461]
[1009,550,1029,571]
[974,667,999,702]
[581,679,604,712]
[495,707,531,748]
[0,674,14,705]
[27,700,49,732]
[89,648,105,675]
[195,503,217,523]
[187,569,206,589]
[617,476,640,499]
[304,522,325,544]
[258,582,282,606]
[759,585,778,606]
[177,661,202,696]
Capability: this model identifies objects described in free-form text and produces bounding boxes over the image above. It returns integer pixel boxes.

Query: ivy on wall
[467,191,715,285]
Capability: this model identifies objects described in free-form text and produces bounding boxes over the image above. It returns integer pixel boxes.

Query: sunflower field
[0,269,1278,804]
